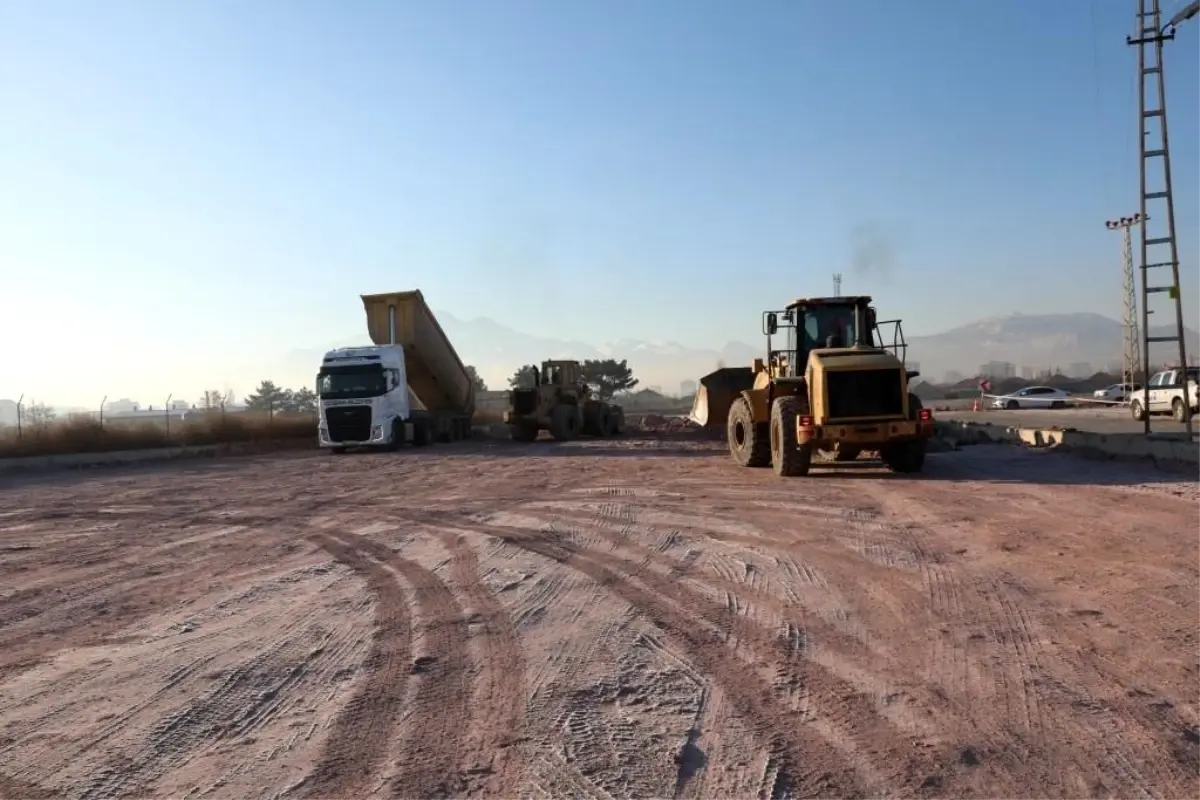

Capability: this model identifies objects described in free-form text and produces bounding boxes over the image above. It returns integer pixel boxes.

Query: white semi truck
[317,290,476,453]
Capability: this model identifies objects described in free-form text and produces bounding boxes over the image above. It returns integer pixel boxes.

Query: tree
[509,366,537,389]
[244,380,289,411]
[581,359,638,401]
[199,389,225,410]
[291,387,318,412]
[23,401,56,427]
[466,365,487,392]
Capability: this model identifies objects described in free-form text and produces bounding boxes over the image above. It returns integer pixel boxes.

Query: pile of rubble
[627,414,722,440]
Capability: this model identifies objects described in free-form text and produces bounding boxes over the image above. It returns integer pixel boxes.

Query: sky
[1,0,1198,406]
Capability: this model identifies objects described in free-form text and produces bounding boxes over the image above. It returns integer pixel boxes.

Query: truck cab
[317,346,417,452]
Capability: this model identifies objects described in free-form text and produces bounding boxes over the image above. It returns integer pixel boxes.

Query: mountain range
[266,311,1199,393]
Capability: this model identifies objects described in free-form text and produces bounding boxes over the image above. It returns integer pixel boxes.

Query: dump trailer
[694,295,934,476]
[316,290,475,453]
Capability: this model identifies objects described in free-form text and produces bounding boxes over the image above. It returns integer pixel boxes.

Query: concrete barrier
[932,420,1198,466]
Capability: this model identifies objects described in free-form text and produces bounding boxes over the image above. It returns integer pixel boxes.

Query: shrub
[0,411,316,459]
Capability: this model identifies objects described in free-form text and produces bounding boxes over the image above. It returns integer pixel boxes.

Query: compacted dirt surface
[1,438,1197,799]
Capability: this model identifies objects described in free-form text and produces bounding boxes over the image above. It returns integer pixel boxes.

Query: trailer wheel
[413,421,430,447]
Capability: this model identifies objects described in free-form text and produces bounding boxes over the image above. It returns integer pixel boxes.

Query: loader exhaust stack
[689,367,756,429]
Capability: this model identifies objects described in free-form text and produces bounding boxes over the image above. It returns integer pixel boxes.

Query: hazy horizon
[2,1,1198,406]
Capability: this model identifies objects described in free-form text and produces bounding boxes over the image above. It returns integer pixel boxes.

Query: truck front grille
[324,406,372,442]
[825,369,905,420]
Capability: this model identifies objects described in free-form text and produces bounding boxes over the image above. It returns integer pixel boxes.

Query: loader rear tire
[549,405,580,441]
[595,404,613,437]
[770,396,812,477]
[610,406,626,436]
[728,397,770,468]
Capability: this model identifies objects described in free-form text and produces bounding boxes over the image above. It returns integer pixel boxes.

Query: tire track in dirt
[300,533,414,799]
[427,528,529,797]
[329,531,473,799]
[0,531,294,683]
[450,513,946,799]
[842,483,1189,798]
[525,496,1089,796]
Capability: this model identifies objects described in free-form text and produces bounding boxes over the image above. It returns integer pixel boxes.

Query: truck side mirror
[766,312,778,335]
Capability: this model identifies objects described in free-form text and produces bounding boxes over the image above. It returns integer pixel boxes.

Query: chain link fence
[0,394,317,459]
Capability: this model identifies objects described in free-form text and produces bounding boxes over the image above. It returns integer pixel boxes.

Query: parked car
[990,386,1073,410]
[1092,382,1141,404]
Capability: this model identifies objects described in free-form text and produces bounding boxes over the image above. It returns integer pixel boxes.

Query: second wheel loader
[505,359,626,442]
[690,295,934,476]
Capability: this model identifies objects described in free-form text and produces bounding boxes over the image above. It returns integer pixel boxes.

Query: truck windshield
[317,367,386,399]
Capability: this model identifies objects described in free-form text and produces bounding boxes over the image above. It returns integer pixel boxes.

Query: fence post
[165,393,172,439]
[16,393,23,440]
[100,395,107,429]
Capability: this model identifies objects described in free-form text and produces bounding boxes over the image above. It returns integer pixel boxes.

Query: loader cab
[764,296,879,378]
[541,360,583,388]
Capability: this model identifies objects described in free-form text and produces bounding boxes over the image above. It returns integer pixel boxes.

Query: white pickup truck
[1129,366,1199,423]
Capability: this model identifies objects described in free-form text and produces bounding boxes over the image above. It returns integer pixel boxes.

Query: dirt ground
[1,438,1197,800]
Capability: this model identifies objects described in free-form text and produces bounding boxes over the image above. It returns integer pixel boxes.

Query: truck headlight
[371,425,383,440]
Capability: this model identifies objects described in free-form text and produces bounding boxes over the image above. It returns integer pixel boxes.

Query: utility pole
[832,273,842,298]
[1105,214,1144,395]
[1127,0,1192,437]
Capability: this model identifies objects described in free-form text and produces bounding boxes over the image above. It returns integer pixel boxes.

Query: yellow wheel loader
[690,295,934,476]
[504,359,626,442]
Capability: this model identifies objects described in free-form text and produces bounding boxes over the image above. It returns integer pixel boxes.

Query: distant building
[943,370,965,385]
[104,398,140,414]
[679,379,697,397]
[1067,362,1093,378]
[1020,365,1037,380]
[979,361,1016,380]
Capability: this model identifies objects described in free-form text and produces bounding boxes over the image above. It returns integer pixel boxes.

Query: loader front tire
[728,397,770,468]
[549,405,580,441]
[770,396,812,477]
[510,422,539,442]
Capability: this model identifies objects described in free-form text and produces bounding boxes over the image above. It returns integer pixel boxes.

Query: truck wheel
[549,405,580,441]
[1130,400,1146,421]
[728,397,770,468]
[510,422,539,442]
[611,406,625,436]
[413,421,430,447]
[1173,398,1190,423]
[770,396,812,477]
[881,439,926,473]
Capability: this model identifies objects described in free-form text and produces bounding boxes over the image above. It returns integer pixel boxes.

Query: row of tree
[12,360,641,428]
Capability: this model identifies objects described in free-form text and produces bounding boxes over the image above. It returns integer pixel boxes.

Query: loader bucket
[689,367,756,429]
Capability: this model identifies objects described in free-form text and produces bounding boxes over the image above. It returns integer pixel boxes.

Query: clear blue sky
[1,0,1197,405]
